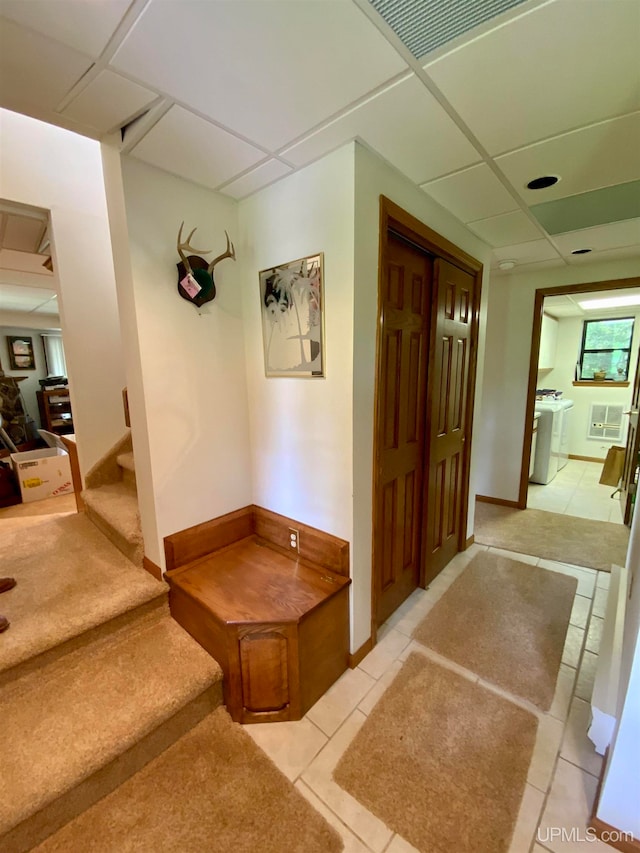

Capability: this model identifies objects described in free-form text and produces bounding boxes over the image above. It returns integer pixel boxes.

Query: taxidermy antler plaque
[176,222,236,309]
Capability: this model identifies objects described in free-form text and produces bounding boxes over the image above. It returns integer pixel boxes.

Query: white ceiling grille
[368,0,530,59]
[588,403,625,442]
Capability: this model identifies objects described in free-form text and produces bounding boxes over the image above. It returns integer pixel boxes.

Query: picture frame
[258,253,324,378]
[7,335,36,370]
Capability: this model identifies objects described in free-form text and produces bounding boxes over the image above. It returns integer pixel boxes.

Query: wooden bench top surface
[169,536,350,624]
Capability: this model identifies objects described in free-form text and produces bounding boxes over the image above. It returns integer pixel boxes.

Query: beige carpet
[413,551,577,710]
[474,502,629,571]
[334,653,537,853]
[0,514,166,676]
[34,706,343,853]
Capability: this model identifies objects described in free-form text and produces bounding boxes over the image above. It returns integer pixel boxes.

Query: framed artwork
[7,335,36,370]
[258,253,324,377]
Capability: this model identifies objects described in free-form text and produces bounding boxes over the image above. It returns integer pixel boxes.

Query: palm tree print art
[259,254,324,377]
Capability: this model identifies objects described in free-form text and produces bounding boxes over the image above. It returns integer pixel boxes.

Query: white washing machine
[558,399,574,470]
[530,400,564,484]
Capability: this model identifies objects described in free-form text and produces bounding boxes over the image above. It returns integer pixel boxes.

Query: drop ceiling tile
[426,0,640,155]
[0,17,92,115]
[421,163,519,223]
[467,210,543,248]
[493,257,566,276]
[566,244,640,266]
[281,74,480,184]
[0,283,56,312]
[0,0,130,58]
[62,70,157,134]
[220,160,293,201]
[493,238,561,265]
[111,0,408,151]
[2,215,46,253]
[496,113,640,204]
[554,219,640,257]
[131,105,265,191]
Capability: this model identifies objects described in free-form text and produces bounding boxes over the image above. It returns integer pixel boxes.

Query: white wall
[476,260,640,502]
[238,145,355,542]
[0,109,127,473]
[542,311,640,459]
[596,503,640,838]
[110,155,252,566]
[352,142,492,651]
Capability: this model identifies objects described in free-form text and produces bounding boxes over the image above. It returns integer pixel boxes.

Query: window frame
[578,316,635,382]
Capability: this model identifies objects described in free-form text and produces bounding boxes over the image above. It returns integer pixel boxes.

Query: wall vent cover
[367,0,529,60]
[588,403,625,442]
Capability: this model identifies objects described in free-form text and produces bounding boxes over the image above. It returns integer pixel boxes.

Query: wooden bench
[165,506,351,724]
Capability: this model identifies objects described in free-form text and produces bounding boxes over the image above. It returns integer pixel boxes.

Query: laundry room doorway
[521,277,640,528]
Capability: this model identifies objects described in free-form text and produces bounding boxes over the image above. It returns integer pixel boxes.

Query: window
[578,317,634,381]
[41,334,67,377]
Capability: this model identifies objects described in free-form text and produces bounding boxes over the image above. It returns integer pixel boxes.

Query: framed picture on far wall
[7,335,36,370]
[258,253,324,378]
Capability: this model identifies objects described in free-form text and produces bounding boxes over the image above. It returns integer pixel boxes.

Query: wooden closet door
[422,258,475,585]
[374,234,432,626]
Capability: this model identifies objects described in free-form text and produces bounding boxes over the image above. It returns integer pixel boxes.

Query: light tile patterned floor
[528,459,623,524]
[244,543,613,853]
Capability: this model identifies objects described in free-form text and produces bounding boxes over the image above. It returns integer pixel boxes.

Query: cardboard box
[10,447,73,503]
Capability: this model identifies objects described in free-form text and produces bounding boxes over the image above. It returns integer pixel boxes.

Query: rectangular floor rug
[474,501,628,572]
[413,551,577,710]
[334,652,537,853]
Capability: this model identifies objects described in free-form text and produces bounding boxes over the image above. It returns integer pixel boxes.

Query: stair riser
[1,683,223,853]
[85,504,143,566]
[0,596,167,691]
[121,467,137,490]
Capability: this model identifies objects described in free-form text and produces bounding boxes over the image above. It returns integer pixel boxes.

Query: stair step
[115,451,135,472]
[0,609,223,853]
[0,514,167,686]
[30,707,342,853]
[82,482,143,565]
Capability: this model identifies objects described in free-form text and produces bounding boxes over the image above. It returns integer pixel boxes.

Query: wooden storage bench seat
[165,507,351,724]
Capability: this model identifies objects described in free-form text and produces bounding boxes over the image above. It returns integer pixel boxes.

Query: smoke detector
[498,260,516,271]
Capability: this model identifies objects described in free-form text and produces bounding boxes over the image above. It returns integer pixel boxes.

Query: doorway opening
[521,277,640,529]
[372,197,482,632]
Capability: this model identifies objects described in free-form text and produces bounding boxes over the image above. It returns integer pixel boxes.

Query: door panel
[423,259,475,585]
[374,235,432,626]
[620,347,640,524]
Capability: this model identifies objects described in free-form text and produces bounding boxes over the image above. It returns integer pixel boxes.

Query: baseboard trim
[476,495,520,509]
[348,637,373,669]
[465,535,475,549]
[142,556,163,581]
[569,454,606,464]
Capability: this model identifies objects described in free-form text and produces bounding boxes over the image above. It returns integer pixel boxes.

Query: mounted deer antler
[175,222,236,309]
[177,222,213,276]
[207,231,235,274]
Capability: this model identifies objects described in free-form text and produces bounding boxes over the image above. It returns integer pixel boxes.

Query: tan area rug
[34,707,343,853]
[334,653,537,853]
[474,501,628,572]
[414,551,577,710]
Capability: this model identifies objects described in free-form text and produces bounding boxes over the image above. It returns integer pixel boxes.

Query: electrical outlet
[288,527,299,552]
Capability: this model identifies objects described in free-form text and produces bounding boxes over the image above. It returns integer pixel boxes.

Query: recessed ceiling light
[571,248,592,255]
[578,295,640,310]
[498,260,516,270]
[526,175,560,190]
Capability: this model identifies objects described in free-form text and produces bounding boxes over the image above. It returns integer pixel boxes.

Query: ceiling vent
[367,0,529,59]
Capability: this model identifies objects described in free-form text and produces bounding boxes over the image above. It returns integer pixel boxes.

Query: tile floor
[244,543,614,853]
[528,459,623,524]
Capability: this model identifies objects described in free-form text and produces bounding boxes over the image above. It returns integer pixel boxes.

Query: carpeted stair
[82,434,143,566]
[0,515,224,853]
